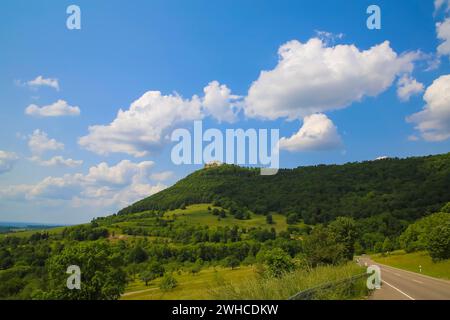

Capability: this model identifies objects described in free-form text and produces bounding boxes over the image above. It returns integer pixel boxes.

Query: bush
[256,248,294,278]
[160,274,178,291]
[223,256,240,270]
[427,223,450,261]
[399,212,450,254]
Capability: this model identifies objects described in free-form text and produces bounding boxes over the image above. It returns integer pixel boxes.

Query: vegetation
[372,251,450,280]
[0,153,449,300]
[210,263,367,300]
[41,242,127,300]
[122,266,255,300]
[159,274,178,291]
[119,153,450,228]
[399,211,450,261]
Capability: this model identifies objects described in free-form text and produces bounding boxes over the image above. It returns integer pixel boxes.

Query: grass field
[109,204,306,236]
[122,265,256,300]
[372,251,450,280]
[165,204,299,233]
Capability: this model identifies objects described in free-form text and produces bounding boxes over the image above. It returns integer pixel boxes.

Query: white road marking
[412,279,424,284]
[382,280,415,300]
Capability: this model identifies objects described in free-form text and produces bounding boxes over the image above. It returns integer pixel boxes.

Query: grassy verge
[210,263,368,300]
[372,250,450,280]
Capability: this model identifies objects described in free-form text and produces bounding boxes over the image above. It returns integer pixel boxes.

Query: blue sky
[1,0,450,224]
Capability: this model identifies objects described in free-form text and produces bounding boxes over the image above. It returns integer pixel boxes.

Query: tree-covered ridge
[119,153,450,224]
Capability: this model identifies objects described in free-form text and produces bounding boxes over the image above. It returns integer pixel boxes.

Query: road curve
[358,256,450,300]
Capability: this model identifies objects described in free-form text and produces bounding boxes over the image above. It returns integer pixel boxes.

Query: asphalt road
[358,256,450,300]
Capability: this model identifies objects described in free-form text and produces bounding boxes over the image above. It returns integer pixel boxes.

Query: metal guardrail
[288,273,368,300]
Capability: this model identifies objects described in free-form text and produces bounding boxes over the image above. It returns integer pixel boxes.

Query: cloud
[314,30,344,44]
[150,170,175,181]
[435,0,450,14]
[397,75,424,102]
[26,76,59,91]
[28,129,64,155]
[437,18,450,57]
[25,99,80,117]
[202,81,241,123]
[30,156,83,167]
[245,38,418,120]
[279,113,342,152]
[407,74,450,141]
[1,160,166,211]
[84,160,154,186]
[0,151,18,174]
[79,91,203,157]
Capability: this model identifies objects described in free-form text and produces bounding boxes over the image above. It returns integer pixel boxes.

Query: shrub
[427,222,450,261]
[160,274,178,291]
[256,248,294,278]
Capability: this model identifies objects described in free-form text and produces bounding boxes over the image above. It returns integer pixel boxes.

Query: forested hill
[118,153,450,224]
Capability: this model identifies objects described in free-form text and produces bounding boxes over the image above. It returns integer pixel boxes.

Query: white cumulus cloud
[0,150,18,174]
[202,81,241,123]
[30,155,83,168]
[407,74,450,141]
[397,75,424,102]
[0,160,166,211]
[279,113,342,152]
[28,129,64,155]
[25,99,80,117]
[84,160,154,186]
[26,76,60,91]
[78,91,203,157]
[245,38,418,120]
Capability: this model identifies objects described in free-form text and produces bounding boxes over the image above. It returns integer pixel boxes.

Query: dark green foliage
[328,217,357,260]
[118,154,450,226]
[286,213,300,225]
[303,226,346,267]
[42,242,127,300]
[61,224,108,241]
[399,212,450,253]
[128,245,148,263]
[441,202,450,213]
[256,248,295,277]
[427,223,450,261]
[266,214,274,225]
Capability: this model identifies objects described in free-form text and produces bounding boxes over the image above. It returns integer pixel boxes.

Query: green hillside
[119,153,450,225]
